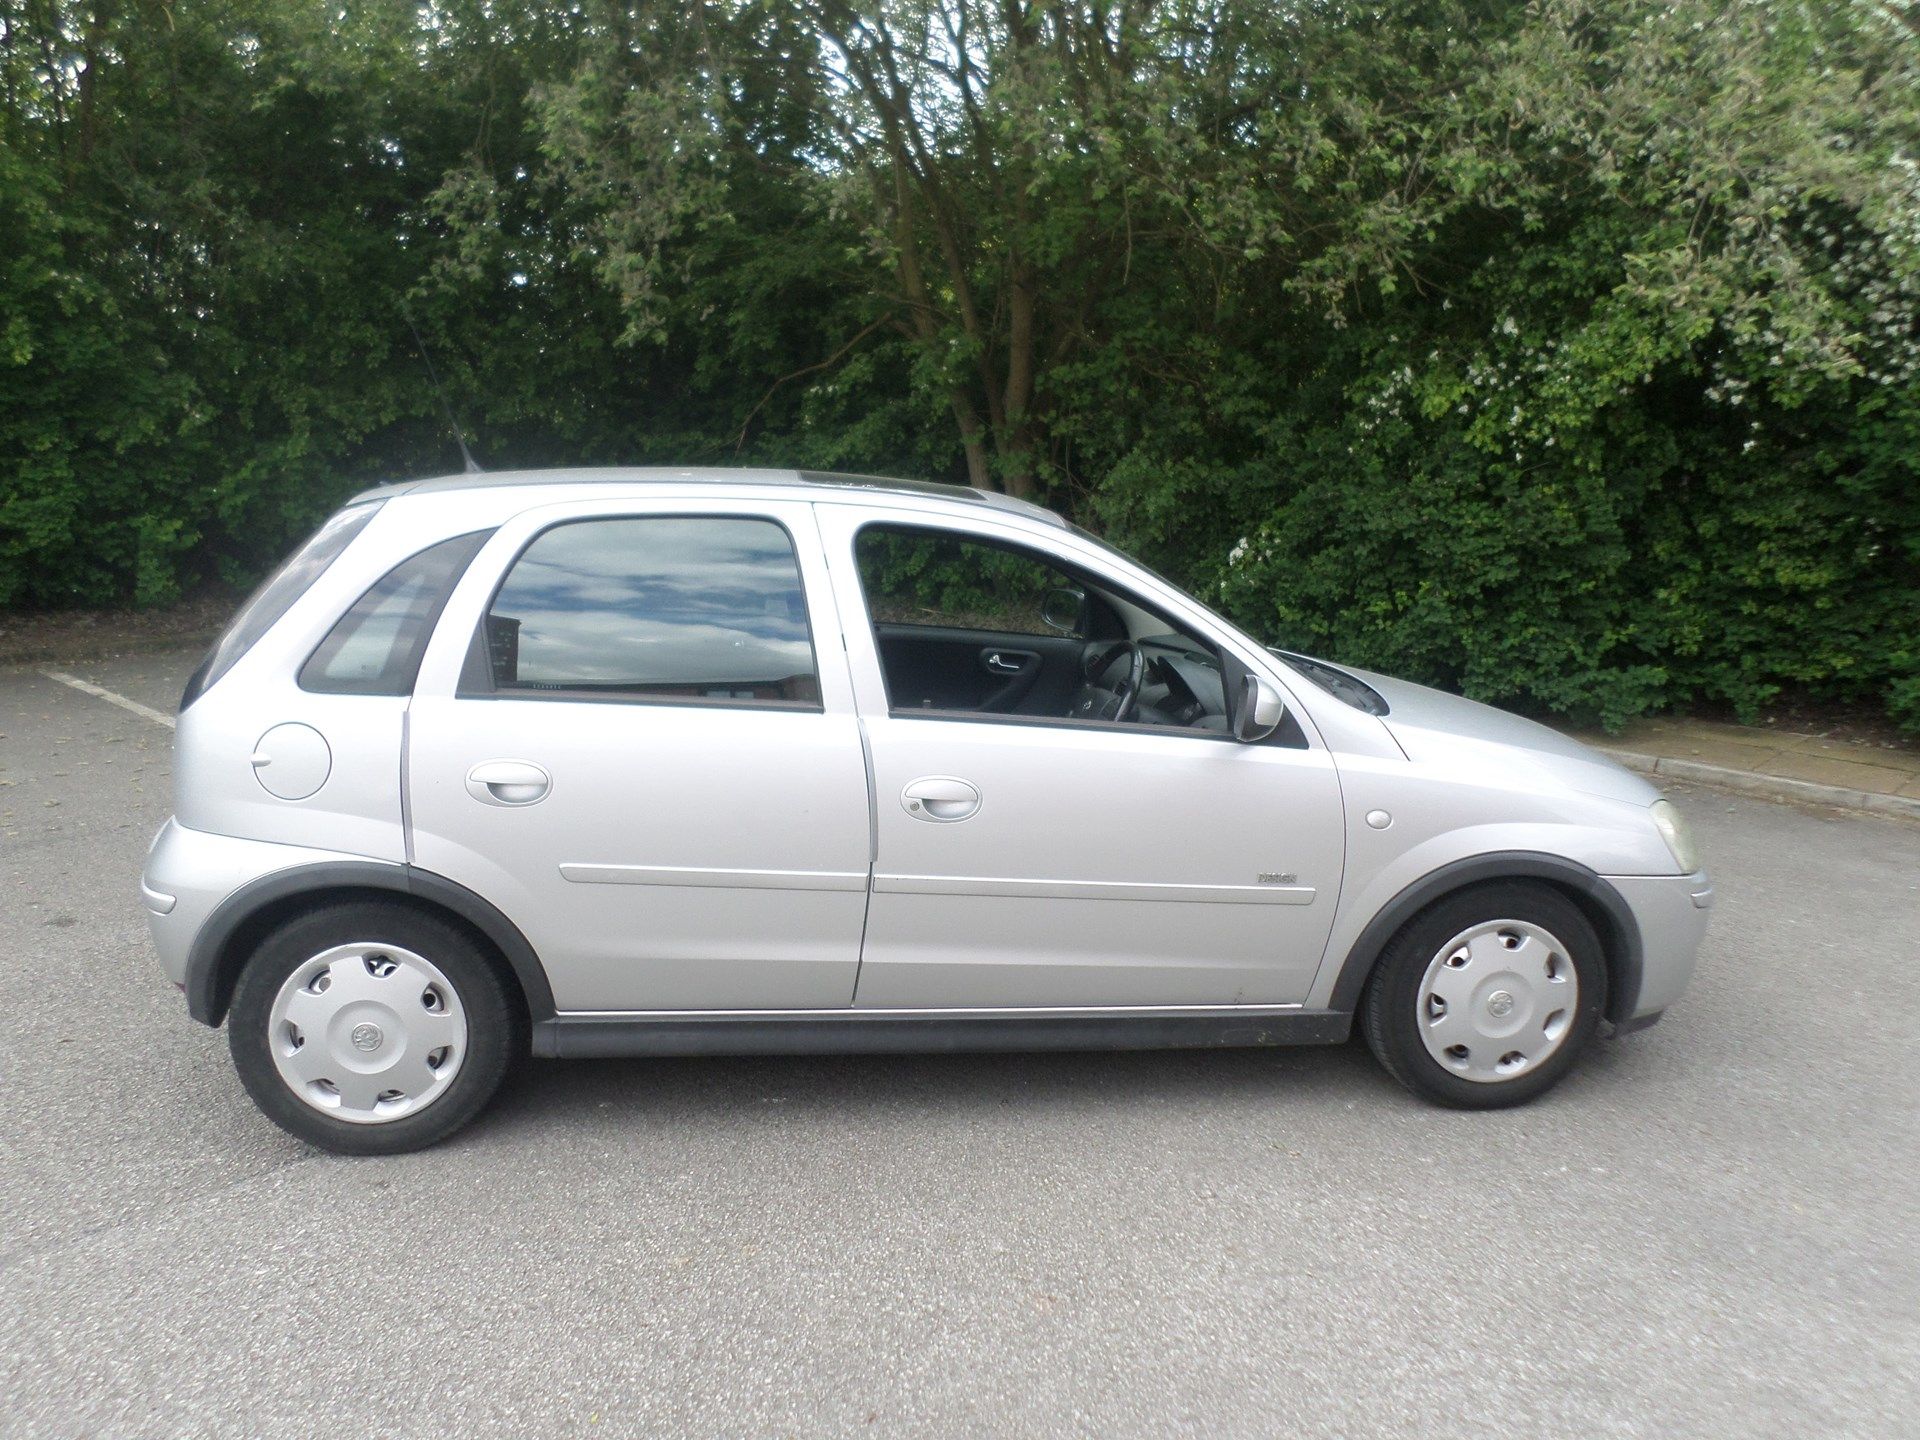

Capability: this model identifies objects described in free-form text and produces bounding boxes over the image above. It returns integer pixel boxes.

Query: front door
[407,500,872,1012]
[820,507,1347,1010]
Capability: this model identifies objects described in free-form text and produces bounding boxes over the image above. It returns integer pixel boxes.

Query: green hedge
[3,0,1916,734]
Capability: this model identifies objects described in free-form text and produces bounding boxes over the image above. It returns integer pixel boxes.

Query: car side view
[142,468,1711,1153]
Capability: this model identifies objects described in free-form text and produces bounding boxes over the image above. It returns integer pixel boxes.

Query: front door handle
[902,776,981,822]
[466,760,551,807]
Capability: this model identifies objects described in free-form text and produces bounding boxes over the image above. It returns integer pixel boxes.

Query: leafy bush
[3,0,1916,732]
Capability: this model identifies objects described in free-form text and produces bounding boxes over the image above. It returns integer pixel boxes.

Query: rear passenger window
[301,530,492,695]
[474,516,820,707]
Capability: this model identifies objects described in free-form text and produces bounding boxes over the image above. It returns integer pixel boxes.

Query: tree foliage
[2,0,1916,731]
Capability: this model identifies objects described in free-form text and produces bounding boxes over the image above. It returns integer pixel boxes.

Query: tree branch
[733,314,892,455]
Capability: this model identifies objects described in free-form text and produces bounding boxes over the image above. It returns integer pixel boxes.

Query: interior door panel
[873,624,1082,715]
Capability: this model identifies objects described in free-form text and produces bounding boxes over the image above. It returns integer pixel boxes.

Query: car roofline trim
[344,466,1067,528]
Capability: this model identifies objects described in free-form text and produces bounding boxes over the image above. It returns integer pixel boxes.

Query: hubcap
[266,943,468,1124]
[1415,920,1578,1083]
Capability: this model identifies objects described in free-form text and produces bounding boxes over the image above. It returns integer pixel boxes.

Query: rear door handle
[466,760,551,807]
[902,776,981,822]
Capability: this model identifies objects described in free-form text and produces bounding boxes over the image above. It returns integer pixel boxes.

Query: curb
[1596,747,1920,822]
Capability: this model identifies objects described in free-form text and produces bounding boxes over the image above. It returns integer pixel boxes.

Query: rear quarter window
[181,502,383,710]
[300,530,493,696]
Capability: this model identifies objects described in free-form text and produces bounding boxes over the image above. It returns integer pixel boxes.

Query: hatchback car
[143,468,1710,1153]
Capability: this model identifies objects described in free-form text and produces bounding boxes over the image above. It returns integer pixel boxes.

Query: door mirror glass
[1233,675,1285,743]
[1040,587,1085,635]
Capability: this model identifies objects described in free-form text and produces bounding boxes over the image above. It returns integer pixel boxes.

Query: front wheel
[1361,882,1607,1109]
[228,901,520,1154]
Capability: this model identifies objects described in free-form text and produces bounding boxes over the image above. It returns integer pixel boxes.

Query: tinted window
[478,517,819,705]
[856,526,1078,637]
[300,530,491,695]
[181,502,382,710]
[851,521,1281,739]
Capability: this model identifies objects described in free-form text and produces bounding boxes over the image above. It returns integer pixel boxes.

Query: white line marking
[41,670,176,729]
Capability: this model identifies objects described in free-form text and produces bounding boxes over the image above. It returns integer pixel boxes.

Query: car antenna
[400,302,484,474]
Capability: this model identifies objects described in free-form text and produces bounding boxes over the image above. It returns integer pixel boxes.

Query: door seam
[849,715,880,1004]
[399,704,416,866]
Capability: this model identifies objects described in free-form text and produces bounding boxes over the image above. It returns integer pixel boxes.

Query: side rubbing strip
[872,874,1316,905]
[559,864,869,893]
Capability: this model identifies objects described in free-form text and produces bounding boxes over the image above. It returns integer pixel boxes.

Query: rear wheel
[1361,882,1607,1109]
[228,901,519,1154]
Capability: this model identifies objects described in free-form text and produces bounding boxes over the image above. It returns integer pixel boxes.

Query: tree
[3,0,1916,736]
[531,0,1421,498]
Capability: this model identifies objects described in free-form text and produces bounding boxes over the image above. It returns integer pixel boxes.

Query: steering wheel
[1071,639,1146,724]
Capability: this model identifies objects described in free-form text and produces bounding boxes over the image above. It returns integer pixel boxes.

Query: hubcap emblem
[1486,991,1515,1018]
[350,1022,384,1053]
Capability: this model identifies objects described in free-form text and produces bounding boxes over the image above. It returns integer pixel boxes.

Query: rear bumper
[141,818,390,995]
[1604,870,1712,1020]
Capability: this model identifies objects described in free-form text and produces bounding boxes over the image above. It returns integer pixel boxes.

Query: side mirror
[1040,586,1085,635]
[1233,675,1285,743]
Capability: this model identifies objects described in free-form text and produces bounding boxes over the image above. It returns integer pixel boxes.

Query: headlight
[1649,799,1699,873]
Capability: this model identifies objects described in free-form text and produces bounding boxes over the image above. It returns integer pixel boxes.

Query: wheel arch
[1327,851,1643,1026]
[185,862,556,1030]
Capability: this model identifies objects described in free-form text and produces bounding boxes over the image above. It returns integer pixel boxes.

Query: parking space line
[41,670,176,729]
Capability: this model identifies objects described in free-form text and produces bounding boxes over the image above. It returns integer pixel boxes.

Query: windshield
[1064,521,1272,650]
[1267,649,1390,715]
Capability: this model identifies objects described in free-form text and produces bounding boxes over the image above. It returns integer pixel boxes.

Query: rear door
[406,497,872,1012]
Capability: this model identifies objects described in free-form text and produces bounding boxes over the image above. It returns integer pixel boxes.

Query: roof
[346,466,1067,528]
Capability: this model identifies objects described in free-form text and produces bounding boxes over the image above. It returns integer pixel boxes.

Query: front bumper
[1604,869,1712,1019]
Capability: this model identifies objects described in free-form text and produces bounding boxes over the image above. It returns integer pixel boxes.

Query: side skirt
[532,1007,1353,1060]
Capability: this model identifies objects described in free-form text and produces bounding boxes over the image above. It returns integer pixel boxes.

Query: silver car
[143,468,1711,1153]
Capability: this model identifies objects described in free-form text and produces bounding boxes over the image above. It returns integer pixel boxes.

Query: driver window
[855,528,1079,638]
[853,523,1234,735]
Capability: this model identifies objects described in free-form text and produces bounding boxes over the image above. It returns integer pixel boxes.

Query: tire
[1360,881,1607,1110]
[228,901,521,1155]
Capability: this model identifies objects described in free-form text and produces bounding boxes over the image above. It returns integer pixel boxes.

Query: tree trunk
[950,392,995,491]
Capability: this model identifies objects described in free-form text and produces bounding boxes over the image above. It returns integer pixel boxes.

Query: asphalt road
[3,647,1917,1439]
